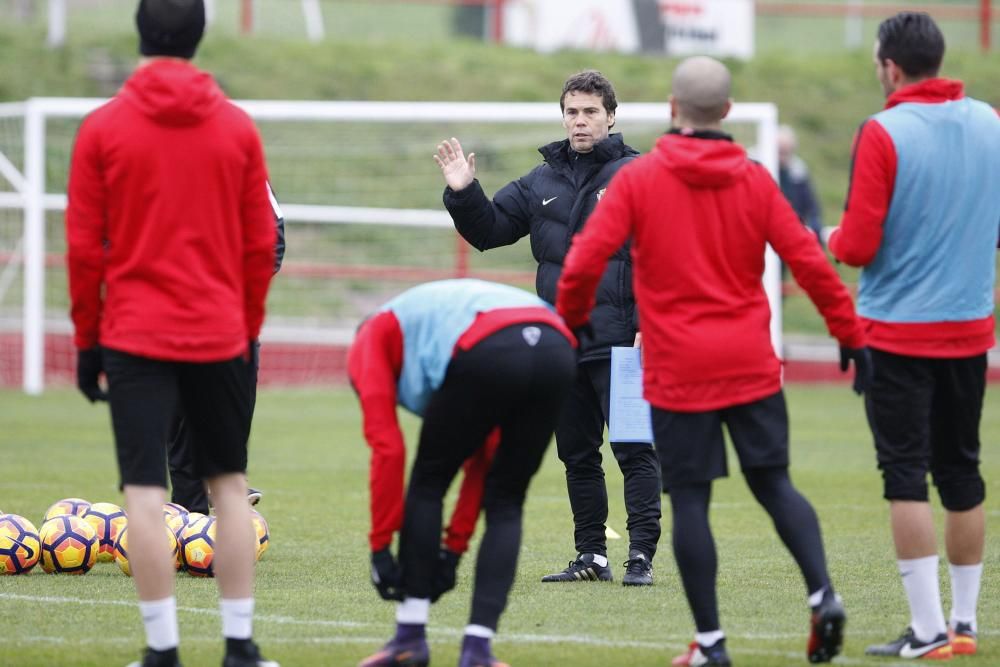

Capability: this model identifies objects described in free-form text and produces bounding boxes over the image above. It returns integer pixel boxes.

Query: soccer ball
[43,497,91,522]
[162,502,188,519]
[178,515,216,577]
[0,514,41,574]
[166,511,204,540]
[167,511,205,567]
[39,514,98,574]
[82,502,127,563]
[114,524,179,577]
[250,509,269,561]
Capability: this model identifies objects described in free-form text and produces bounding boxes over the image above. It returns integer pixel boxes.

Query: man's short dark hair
[877,12,945,78]
[136,0,206,60]
[560,70,618,115]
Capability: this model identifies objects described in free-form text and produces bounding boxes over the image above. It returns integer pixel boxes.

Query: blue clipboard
[608,347,653,444]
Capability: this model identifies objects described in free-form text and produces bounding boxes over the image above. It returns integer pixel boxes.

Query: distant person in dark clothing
[167,186,285,515]
[778,124,824,248]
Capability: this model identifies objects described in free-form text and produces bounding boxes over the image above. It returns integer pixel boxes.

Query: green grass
[1,385,998,666]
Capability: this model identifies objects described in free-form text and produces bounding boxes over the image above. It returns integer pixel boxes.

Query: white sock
[898,556,947,641]
[396,597,430,625]
[807,586,828,608]
[949,562,983,631]
[139,597,179,651]
[590,554,608,568]
[220,597,254,640]
[695,629,724,647]
[465,624,495,639]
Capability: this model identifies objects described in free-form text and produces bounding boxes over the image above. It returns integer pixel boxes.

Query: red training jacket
[558,131,864,411]
[347,310,501,553]
[66,58,275,361]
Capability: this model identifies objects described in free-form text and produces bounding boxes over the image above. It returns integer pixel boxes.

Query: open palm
[434,137,476,191]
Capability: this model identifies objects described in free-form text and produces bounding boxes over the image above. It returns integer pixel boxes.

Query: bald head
[670,56,732,128]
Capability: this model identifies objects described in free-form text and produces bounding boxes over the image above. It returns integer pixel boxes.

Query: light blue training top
[859,97,1000,322]
[381,279,555,416]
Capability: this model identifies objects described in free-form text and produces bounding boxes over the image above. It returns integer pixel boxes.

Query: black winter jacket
[443,133,639,362]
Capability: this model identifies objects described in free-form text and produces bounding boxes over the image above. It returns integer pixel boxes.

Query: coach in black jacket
[435,71,661,587]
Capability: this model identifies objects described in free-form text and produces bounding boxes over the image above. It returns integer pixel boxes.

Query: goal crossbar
[0,98,779,394]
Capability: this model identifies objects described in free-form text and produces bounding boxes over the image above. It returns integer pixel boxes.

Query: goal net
[0,99,778,393]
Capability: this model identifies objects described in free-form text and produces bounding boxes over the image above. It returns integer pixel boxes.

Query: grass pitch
[1,385,998,666]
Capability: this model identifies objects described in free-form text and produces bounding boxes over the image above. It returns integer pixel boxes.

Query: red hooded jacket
[66,59,275,361]
[558,132,864,411]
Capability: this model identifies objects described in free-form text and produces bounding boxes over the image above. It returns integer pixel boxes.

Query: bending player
[349,279,576,667]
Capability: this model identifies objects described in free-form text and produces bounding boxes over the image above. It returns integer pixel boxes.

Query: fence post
[454,233,469,278]
[241,0,254,34]
[491,0,506,43]
[23,100,46,395]
[982,0,992,51]
[302,0,326,42]
[844,0,863,49]
[47,0,67,48]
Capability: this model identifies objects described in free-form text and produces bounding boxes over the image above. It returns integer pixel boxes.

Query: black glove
[370,548,404,601]
[249,339,261,371]
[840,346,873,396]
[76,347,107,403]
[430,547,461,603]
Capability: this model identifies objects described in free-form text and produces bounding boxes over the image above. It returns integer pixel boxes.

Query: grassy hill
[2,24,997,225]
[2,24,998,334]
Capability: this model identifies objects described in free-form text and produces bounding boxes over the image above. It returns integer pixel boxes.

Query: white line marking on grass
[4,592,994,666]
[0,593,368,629]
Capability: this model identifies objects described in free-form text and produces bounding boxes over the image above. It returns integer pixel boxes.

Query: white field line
[6,634,887,667]
[3,592,994,666]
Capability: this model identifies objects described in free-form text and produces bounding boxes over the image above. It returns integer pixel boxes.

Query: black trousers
[399,324,575,630]
[167,342,259,512]
[554,358,662,558]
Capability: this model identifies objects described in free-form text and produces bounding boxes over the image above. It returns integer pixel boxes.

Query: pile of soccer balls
[0,498,269,576]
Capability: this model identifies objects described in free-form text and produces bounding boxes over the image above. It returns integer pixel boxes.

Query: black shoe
[672,638,732,666]
[622,550,653,586]
[540,553,613,582]
[126,647,181,667]
[807,591,845,663]
[247,488,263,506]
[357,637,430,666]
[223,639,279,667]
[864,627,952,659]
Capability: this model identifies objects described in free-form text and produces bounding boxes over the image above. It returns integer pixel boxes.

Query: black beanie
[136,0,206,59]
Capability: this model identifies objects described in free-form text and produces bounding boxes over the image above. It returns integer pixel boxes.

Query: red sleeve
[556,168,636,328]
[348,311,406,552]
[828,119,896,267]
[241,126,277,340]
[443,427,499,554]
[763,171,865,348]
[65,118,107,350]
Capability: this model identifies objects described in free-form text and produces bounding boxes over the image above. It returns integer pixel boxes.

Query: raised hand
[434,137,476,192]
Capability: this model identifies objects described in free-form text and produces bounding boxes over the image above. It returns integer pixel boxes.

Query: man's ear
[607,112,616,130]
[884,58,904,88]
[668,95,677,121]
[721,99,733,121]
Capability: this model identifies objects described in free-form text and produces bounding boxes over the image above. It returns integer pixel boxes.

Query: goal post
[0,98,778,394]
